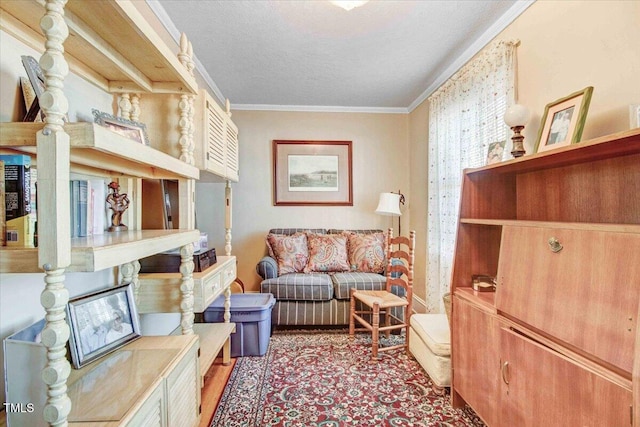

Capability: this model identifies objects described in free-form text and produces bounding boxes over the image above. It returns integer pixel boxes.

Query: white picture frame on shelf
[630,104,640,129]
[66,283,141,368]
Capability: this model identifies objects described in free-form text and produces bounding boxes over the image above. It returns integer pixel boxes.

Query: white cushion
[410,313,450,357]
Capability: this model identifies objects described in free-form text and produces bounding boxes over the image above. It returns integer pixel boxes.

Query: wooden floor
[199,356,237,427]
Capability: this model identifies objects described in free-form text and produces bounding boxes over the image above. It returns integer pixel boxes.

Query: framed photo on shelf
[273,140,353,206]
[21,56,46,122]
[486,140,506,165]
[534,86,593,153]
[66,283,141,369]
[630,104,640,129]
[92,109,150,146]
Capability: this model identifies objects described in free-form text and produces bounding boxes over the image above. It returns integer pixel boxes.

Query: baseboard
[412,295,427,314]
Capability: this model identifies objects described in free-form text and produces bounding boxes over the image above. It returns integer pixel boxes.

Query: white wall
[1,30,124,405]
[195,110,410,293]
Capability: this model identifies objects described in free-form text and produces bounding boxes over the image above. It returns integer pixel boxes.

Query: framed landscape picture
[273,140,353,206]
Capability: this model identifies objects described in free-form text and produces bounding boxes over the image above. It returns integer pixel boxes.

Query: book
[0,161,4,246]
[1,155,33,247]
[77,180,89,237]
[70,180,79,238]
[89,179,106,235]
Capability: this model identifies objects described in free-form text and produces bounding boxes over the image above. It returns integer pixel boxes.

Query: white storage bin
[3,319,48,427]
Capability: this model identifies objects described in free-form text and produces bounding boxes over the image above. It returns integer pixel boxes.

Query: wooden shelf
[191,323,235,387]
[460,219,640,233]
[0,122,199,180]
[0,230,201,273]
[464,128,640,177]
[0,0,198,95]
[454,287,496,313]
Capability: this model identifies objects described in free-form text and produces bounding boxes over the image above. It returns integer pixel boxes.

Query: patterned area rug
[211,330,484,427]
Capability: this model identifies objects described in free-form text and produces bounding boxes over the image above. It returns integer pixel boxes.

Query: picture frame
[66,283,141,369]
[630,104,640,129]
[486,140,506,165]
[21,56,46,122]
[273,140,353,206]
[534,86,593,153]
[92,109,150,146]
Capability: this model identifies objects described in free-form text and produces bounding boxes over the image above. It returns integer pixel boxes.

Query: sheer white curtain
[426,40,515,313]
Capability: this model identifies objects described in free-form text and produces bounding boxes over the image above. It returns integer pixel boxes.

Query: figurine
[106,181,130,232]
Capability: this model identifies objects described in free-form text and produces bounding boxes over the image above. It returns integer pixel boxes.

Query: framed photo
[486,140,506,165]
[534,86,593,153]
[273,140,353,206]
[66,283,141,369]
[21,56,46,122]
[630,104,640,129]
[92,109,150,146]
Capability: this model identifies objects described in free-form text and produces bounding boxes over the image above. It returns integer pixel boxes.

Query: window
[426,40,515,313]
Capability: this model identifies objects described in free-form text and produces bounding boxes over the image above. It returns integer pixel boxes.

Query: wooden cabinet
[195,89,239,182]
[66,335,200,427]
[451,293,501,427]
[450,129,640,426]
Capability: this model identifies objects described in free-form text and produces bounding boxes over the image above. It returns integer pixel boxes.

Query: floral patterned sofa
[256,228,403,326]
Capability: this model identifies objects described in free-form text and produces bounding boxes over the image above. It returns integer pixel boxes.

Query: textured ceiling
[153,0,529,112]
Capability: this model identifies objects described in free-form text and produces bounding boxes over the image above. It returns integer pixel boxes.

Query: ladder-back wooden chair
[349,228,415,359]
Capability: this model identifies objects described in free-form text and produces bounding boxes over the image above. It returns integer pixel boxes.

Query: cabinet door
[225,120,239,182]
[452,295,501,427]
[204,96,227,177]
[496,226,640,372]
[126,381,166,427]
[500,327,632,427]
[166,342,200,427]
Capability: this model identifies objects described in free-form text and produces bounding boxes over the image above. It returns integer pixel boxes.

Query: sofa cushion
[260,273,333,301]
[331,272,387,300]
[266,232,309,275]
[304,233,350,273]
[345,231,386,273]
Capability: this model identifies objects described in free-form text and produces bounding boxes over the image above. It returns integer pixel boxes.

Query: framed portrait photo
[534,86,593,153]
[92,109,150,146]
[486,140,506,165]
[273,140,353,206]
[66,283,141,369]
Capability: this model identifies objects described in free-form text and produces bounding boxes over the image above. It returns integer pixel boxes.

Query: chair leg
[372,302,380,360]
[405,308,411,355]
[384,308,390,338]
[349,289,356,338]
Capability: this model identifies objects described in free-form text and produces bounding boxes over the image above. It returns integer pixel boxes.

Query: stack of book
[70,179,108,238]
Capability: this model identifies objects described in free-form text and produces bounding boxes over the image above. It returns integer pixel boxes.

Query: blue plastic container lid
[207,293,275,312]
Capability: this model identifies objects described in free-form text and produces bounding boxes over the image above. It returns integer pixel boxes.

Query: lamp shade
[504,103,531,127]
[375,193,402,216]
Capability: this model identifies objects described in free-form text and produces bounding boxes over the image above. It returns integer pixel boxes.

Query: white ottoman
[409,313,451,391]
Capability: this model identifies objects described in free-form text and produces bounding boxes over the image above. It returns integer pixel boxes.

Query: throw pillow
[266,232,309,275]
[347,231,386,273]
[304,233,350,273]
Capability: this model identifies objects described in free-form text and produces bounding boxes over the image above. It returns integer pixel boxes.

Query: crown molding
[407,0,536,113]
[231,104,408,114]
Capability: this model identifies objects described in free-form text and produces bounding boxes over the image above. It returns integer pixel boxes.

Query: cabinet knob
[548,237,563,253]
